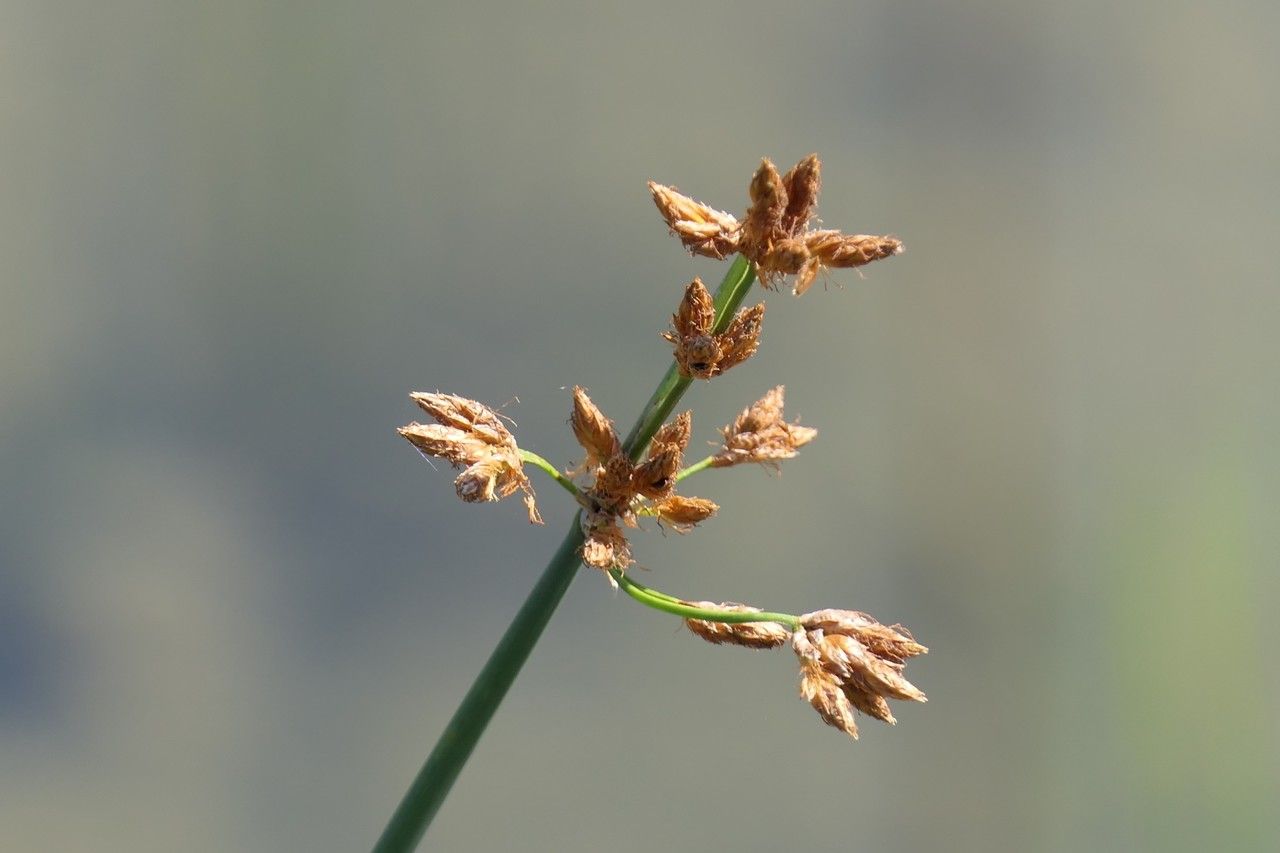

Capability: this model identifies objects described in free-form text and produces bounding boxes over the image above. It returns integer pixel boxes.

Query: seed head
[664,279,765,380]
[649,153,903,295]
[792,610,927,738]
[648,182,742,260]
[684,602,792,649]
[399,392,540,523]
[711,386,817,470]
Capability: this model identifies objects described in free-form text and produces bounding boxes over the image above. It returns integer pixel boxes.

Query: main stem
[373,255,757,852]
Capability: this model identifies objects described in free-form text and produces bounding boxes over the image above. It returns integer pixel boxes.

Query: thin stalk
[610,570,800,628]
[675,454,716,482]
[373,254,757,852]
[519,449,584,500]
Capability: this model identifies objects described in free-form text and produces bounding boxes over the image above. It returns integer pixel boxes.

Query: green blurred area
[2,1,1276,850]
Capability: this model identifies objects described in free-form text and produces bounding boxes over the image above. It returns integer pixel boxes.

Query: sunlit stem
[610,569,801,629]
[519,449,584,501]
[675,454,716,482]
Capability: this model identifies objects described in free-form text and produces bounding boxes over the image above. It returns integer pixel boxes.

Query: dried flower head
[650,153,902,295]
[648,182,741,259]
[792,610,927,738]
[651,495,718,532]
[399,392,540,523]
[572,394,713,576]
[684,602,792,649]
[663,278,765,379]
[711,385,817,470]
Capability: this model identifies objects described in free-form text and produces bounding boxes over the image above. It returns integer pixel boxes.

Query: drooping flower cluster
[571,388,717,572]
[650,153,903,295]
[398,392,540,524]
[684,604,927,740]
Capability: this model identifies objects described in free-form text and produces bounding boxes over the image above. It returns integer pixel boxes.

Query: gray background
[3,1,1277,850]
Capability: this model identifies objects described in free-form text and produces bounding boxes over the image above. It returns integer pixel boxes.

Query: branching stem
[373,255,757,852]
[610,570,800,628]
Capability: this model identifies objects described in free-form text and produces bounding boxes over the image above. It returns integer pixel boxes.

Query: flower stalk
[373,255,756,853]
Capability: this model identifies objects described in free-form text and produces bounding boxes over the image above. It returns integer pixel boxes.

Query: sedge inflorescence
[399,154,925,741]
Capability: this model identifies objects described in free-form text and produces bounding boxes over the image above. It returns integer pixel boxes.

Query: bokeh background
[3,1,1277,850]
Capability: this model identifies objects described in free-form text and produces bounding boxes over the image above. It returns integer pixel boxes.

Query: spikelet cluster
[398,393,541,524]
[651,154,903,295]
[710,386,817,470]
[793,609,927,738]
[683,602,927,740]
[571,388,717,573]
[663,278,765,380]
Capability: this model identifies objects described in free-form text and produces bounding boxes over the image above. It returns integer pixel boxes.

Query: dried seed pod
[684,602,791,649]
[804,230,903,270]
[571,386,620,469]
[652,495,718,531]
[648,182,741,259]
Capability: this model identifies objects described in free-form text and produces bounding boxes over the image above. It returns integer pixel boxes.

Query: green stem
[610,570,801,628]
[675,454,716,482]
[373,254,757,852]
[519,449,583,500]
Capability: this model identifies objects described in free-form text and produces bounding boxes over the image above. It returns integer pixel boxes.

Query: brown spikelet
[400,393,540,523]
[631,443,682,500]
[570,386,620,468]
[652,495,718,531]
[741,158,788,280]
[712,385,817,469]
[591,454,637,515]
[716,303,765,374]
[791,609,927,740]
[398,423,491,466]
[683,602,791,649]
[648,182,741,259]
[410,392,513,448]
[580,513,633,570]
[650,410,692,456]
[780,153,821,234]
[804,230,904,270]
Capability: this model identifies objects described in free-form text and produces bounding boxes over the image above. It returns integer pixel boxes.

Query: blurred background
[3,1,1277,850]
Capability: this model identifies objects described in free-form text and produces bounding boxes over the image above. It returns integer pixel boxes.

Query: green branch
[519,449,584,501]
[610,570,800,628]
[373,254,757,853]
